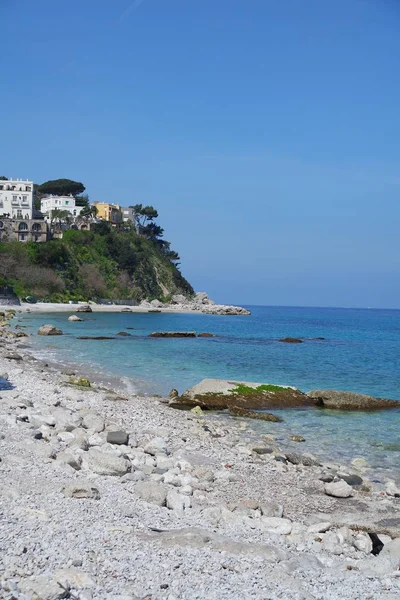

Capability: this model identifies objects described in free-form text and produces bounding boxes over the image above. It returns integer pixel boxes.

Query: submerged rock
[150,331,196,338]
[279,337,303,343]
[229,406,282,422]
[38,324,63,336]
[307,389,399,410]
[175,379,315,410]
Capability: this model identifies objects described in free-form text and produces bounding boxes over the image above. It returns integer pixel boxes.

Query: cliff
[0,224,194,302]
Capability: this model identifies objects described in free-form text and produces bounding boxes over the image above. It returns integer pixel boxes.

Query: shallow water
[18,306,400,482]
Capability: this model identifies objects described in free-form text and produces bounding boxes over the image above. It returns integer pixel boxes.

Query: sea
[17,306,400,484]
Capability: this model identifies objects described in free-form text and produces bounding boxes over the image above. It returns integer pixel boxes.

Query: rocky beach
[0,310,399,599]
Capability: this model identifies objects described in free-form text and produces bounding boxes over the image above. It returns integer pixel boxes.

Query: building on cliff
[0,179,34,220]
[92,202,122,224]
[0,218,48,243]
[40,195,83,221]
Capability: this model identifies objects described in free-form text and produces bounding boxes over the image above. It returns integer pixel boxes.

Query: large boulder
[68,315,83,322]
[307,389,399,410]
[174,379,315,410]
[171,294,188,305]
[38,324,63,336]
[87,448,130,476]
[76,304,92,313]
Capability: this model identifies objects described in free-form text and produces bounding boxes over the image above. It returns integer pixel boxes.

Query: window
[19,233,26,241]
[12,195,17,202]
[22,195,27,203]
[17,210,22,218]
[66,201,69,205]
[32,223,41,232]
[18,222,28,231]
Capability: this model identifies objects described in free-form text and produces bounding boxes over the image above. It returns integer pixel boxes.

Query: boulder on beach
[150,331,196,338]
[37,324,63,336]
[307,389,399,410]
[76,304,92,313]
[68,315,83,322]
[173,379,316,410]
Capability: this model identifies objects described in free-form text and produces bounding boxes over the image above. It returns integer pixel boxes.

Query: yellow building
[92,202,122,224]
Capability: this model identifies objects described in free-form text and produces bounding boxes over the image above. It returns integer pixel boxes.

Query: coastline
[1,316,400,599]
[17,302,199,314]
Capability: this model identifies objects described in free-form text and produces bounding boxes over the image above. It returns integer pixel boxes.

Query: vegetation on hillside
[0,221,193,302]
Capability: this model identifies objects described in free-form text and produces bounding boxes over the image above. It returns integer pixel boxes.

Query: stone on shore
[324,480,353,498]
[107,430,129,445]
[87,448,130,476]
[135,481,167,506]
[38,324,63,336]
[307,389,399,410]
[62,483,100,499]
[175,379,315,410]
[68,315,83,322]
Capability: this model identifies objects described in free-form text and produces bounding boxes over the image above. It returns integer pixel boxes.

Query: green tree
[132,204,158,233]
[0,176,8,181]
[37,179,85,197]
[80,203,98,220]
[50,209,72,224]
[75,193,90,207]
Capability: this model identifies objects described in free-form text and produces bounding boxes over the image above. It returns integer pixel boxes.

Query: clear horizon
[1,0,399,308]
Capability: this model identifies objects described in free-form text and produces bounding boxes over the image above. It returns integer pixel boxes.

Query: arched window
[18,222,28,231]
[32,223,41,232]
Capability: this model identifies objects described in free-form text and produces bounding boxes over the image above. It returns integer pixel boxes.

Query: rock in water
[279,337,303,343]
[38,324,63,336]
[176,378,315,410]
[76,304,92,313]
[149,331,196,338]
[324,480,353,498]
[307,389,399,410]
[68,315,83,322]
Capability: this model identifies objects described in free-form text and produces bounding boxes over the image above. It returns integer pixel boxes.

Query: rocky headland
[0,312,399,600]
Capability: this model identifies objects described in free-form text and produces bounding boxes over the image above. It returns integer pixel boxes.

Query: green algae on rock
[174,379,316,410]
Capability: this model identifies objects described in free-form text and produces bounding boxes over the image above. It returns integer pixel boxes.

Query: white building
[0,179,34,220]
[41,195,83,220]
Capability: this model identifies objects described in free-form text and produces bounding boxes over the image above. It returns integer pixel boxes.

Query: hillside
[0,223,194,302]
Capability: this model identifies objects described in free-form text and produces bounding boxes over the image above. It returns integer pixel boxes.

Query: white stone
[261,517,292,535]
[87,448,130,476]
[166,488,192,512]
[135,481,167,506]
[353,532,373,553]
[82,412,105,433]
[324,480,353,498]
[307,522,332,534]
[144,437,169,456]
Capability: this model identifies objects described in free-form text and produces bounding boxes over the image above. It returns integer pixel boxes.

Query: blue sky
[1,0,400,307]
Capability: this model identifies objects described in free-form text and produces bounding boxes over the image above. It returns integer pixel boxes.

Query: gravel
[0,317,400,599]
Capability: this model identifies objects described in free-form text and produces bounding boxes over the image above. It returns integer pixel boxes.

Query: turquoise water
[17,306,400,482]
